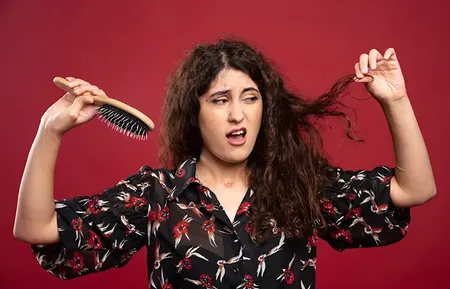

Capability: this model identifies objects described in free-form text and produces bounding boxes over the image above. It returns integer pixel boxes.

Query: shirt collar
[166,157,256,201]
[167,157,199,200]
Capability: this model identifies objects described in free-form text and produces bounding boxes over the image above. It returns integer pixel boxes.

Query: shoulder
[132,158,197,200]
[321,164,395,197]
[120,165,175,204]
[133,165,178,187]
[331,165,394,185]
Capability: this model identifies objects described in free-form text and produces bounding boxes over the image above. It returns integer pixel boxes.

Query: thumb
[67,95,94,119]
[354,75,374,85]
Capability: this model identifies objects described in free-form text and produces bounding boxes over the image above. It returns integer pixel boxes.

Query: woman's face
[198,68,263,164]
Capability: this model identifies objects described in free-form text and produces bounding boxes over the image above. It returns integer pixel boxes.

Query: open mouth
[226,128,247,146]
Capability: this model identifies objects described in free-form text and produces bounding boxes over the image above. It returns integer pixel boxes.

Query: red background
[2,1,449,288]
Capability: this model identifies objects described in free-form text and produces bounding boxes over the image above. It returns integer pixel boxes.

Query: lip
[226,127,247,137]
[226,127,247,146]
[227,135,246,146]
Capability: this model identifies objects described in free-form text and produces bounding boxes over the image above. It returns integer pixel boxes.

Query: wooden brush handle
[53,77,155,131]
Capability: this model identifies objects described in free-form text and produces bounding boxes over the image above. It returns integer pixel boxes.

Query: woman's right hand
[40,77,107,137]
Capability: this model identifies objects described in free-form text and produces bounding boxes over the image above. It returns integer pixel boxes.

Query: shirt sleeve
[30,165,153,279]
[318,165,411,251]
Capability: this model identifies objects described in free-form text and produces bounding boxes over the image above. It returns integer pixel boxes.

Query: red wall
[2,1,449,288]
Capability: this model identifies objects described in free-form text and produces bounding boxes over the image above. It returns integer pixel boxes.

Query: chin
[202,138,256,165]
[217,149,252,165]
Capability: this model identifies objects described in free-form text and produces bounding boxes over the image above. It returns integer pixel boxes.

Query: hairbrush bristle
[97,104,149,140]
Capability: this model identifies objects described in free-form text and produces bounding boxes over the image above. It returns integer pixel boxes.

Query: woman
[13,39,436,288]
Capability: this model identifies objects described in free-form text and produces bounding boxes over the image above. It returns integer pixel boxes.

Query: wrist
[37,121,63,145]
[379,94,410,111]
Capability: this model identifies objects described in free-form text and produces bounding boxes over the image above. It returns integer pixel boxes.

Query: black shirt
[31,158,410,288]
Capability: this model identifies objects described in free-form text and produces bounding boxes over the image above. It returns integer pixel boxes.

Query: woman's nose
[228,103,244,123]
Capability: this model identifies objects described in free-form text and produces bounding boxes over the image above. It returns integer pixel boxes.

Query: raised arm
[13,78,151,279]
[14,77,99,244]
[354,48,437,208]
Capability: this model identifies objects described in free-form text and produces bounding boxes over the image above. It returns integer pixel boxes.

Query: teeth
[231,130,244,136]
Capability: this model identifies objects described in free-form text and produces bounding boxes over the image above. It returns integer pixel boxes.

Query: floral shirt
[31,158,410,289]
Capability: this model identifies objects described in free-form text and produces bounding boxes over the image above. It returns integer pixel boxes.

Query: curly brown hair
[158,38,357,242]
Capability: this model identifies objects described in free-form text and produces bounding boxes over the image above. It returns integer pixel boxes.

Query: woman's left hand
[354,48,408,105]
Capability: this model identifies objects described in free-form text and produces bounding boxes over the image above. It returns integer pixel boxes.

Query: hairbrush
[53,77,154,140]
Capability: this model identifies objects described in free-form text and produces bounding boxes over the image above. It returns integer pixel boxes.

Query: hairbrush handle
[53,77,155,131]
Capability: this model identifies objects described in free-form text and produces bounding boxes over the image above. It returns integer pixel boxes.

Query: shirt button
[233,268,240,274]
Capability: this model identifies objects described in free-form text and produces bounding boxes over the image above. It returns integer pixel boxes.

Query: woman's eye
[244,96,258,102]
[212,99,227,104]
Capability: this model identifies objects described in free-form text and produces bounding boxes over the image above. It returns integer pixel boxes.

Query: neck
[196,149,249,188]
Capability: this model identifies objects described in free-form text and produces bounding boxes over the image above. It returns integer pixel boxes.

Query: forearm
[13,124,61,243]
[382,96,437,206]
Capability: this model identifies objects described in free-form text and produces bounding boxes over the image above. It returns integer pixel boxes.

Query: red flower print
[347,192,357,200]
[199,274,213,288]
[202,218,217,247]
[243,274,255,288]
[87,197,102,214]
[72,218,83,232]
[202,220,215,233]
[158,206,170,222]
[283,269,295,284]
[173,215,193,248]
[277,254,296,284]
[151,205,170,236]
[176,168,186,178]
[379,174,392,184]
[201,200,217,211]
[124,196,148,209]
[182,258,192,270]
[307,229,318,252]
[322,200,338,215]
[332,229,353,243]
[67,252,84,274]
[177,246,208,273]
[174,220,190,239]
[371,203,389,214]
[87,231,102,249]
[237,202,251,216]
[186,177,196,184]
[300,257,317,270]
[344,207,361,219]
[148,210,157,222]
